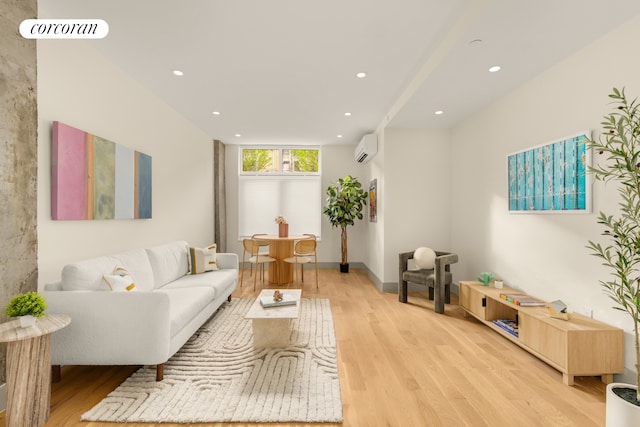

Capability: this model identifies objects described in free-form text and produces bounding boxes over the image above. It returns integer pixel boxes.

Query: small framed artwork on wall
[369,178,377,222]
[507,131,591,213]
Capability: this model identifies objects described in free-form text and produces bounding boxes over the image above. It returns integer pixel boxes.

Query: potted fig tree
[586,87,640,426]
[323,175,368,273]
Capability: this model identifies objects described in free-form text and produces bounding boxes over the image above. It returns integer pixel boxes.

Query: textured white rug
[81,297,342,423]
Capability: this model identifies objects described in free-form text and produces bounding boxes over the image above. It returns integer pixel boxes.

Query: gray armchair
[399,250,458,314]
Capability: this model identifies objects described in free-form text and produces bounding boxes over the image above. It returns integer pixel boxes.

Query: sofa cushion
[61,248,153,291]
[402,269,452,286]
[62,256,115,291]
[111,249,155,291]
[189,244,219,274]
[161,269,238,297]
[155,287,215,337]
[145,241,190,289]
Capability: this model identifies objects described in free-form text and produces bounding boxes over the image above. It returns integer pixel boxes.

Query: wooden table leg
[6,334,52,426]
[269,240,294,284]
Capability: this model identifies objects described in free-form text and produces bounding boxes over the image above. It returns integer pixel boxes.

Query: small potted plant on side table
[5,291,47,328]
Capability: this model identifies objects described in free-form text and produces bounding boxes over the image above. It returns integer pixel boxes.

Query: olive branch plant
[586,87,640,402]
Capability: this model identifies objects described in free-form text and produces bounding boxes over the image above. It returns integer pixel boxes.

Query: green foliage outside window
[290,149,319,172]
[242,149,276,172]
[242,147,318,173]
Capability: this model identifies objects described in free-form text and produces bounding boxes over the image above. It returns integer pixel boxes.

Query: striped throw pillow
[189,244,220,274]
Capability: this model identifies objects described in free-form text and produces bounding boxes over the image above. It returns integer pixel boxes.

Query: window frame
[239,146,321,176]
[238,146,322,240]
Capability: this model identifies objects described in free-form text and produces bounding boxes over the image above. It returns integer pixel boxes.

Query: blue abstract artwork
[508,132,590,213]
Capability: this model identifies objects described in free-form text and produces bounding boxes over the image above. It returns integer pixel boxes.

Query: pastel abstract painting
[51,121,152,220]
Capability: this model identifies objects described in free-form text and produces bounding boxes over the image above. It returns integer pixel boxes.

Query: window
[239,147,321,238]
[241,148,319,173]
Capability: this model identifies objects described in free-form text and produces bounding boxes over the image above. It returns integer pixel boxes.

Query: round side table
[0,313,71,427]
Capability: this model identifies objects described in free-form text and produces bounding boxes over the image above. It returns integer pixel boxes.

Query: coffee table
[245,289,301,347]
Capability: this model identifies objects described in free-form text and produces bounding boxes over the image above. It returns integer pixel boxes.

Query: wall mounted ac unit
[354,133,377,163]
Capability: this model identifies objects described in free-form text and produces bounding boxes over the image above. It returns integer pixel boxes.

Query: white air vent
[354,133,377,163]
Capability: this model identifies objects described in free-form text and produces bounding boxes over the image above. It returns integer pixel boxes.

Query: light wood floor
[3,269,607,426]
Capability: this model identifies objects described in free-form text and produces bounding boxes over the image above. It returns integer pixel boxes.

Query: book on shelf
[492,319,519,337]
[499,292,545,307]
[260,294,297,308]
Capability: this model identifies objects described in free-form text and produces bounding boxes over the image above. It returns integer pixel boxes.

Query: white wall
[365,130,385,283]
[224,144,369,266]
[380,128,452,285]
[450,15,640,379]
[37,39,215,288]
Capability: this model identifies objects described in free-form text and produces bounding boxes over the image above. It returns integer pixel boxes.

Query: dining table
[253,234,308,284]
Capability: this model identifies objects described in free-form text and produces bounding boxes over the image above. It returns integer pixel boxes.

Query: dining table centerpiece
[275,215,288,237]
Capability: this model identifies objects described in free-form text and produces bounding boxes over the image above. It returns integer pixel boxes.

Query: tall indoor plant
[323,175,368,273]
[586,87,640,423]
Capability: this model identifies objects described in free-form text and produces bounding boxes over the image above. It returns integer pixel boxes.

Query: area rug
[81,297,342,423]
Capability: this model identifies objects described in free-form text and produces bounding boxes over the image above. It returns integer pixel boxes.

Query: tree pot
[606,383,640,427]
[339,263,349,273]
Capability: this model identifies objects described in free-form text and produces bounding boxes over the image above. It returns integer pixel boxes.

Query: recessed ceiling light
[356,72,367,78]
[344,112,352,117]
[212,111,221,116]
[489,65,501,73]
[172,70,184,76]
[337,134,343,138]
[469,39,483,45]
[435,110,444,115]
[235,134,241,137]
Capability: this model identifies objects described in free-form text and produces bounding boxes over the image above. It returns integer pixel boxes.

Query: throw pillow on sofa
[102,266,136,292]
[189,244,220,274]
[102,266,137,292]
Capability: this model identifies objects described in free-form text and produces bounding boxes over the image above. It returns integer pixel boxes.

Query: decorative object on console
[586,87,640,420]
[493,279,504,289]
[476,271,495,287]
[51,121,152,220]
[5,291,47,327]
[549,300,571,320]
[507,131,591,213]
[323,175,368,273]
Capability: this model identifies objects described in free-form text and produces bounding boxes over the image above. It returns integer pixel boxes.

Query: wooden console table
[459,281,623,385]
[0,313,71,426]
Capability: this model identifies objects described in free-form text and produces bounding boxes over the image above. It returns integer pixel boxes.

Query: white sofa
[43,240,238,381]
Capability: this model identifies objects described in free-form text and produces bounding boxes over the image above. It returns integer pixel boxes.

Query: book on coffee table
[260,294,297,308]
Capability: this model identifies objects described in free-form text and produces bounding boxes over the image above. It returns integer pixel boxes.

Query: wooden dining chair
[251,233,271,280]
[283,234,318,288]
[240,238,278,290]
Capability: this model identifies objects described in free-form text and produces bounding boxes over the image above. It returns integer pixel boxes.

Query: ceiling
[38,0,640,146]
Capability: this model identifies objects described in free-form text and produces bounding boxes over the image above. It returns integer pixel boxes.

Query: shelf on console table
[459,280,623,386]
